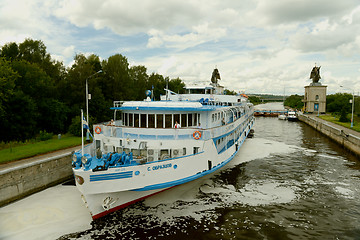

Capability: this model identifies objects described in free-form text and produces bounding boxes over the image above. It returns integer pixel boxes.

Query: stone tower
[303,65,327,113]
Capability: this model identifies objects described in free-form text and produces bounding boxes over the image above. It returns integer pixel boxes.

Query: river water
[1,103,360,240]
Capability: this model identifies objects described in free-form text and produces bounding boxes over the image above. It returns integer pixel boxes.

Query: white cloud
[62,45,75,59]
[1,0,360,94]
[253,0,358,25]
[54,0,203,35]
[147,23,227,49]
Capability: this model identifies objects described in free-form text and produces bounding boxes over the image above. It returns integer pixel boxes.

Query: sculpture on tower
[211,68,221,85]
[309,64,321,85]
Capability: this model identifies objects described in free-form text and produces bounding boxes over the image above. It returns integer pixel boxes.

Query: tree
[148,73,166,100]
[1,39,69,140]
[37,99,69,133]
[355,96,360,117]
[18,39,50,66]
[62,54,103,120]
[129,65,149,100]
[284,95,304,109]
[0,58,18,141]
[102,54,130,101]
[168,77,185,94]
[2,91,38,141]
[11,60,55,99]
[0,38,190,141]
[326,93,352,114]
[224,89,237,95]
[339,107,349,122]
[248,96,261,105]
[0,42,20,61]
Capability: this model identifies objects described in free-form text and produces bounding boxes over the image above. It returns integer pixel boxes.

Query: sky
[1,0,360,95]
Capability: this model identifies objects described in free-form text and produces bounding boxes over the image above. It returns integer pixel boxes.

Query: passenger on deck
[107,119,115,126]
[174,121,181,128]
[197,123,202,129]
[222,118,225,125]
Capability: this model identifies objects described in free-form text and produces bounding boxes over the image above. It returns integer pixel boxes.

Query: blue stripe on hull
[90,171,133,182]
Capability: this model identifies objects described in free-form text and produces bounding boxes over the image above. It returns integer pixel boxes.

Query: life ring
[193,131,201,140]
[95,126,102,134]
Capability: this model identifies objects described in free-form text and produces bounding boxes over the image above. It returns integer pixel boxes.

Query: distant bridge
[254,110,288,113]
[254,110,289,117]
[250,95,285,102]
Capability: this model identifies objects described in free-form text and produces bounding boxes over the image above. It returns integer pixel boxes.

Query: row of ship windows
[122,113,200,128]
[216,125,243,146]
[211,107,245,123]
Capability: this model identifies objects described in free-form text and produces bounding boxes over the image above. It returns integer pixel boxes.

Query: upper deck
[109,70,252,130]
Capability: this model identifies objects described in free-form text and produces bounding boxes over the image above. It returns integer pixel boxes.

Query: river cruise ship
[72,69,255,219]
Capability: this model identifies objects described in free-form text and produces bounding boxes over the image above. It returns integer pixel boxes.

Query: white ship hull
[72,69,255,219]
[81,187,172,219]
[74,119,254,219]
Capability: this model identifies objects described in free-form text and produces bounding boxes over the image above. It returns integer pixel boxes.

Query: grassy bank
[318,114,360,132]
[0,134,82,164]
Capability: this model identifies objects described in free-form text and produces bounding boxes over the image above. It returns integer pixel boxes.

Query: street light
[86,70,102,141]
[350,91,354,128]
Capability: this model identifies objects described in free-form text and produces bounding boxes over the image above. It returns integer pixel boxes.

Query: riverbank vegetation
[284,94,304,110]
[0,38,185,143]
[0,134,81,164]
[318,114,360,132]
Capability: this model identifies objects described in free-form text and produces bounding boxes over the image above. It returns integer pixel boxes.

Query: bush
[339,108,349,122]
[68,116,82,137]
[68,115,95,137]
[38,130,53,141]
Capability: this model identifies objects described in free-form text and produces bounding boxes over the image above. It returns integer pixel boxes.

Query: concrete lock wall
[0,153,73,207]
[299,114,360,157]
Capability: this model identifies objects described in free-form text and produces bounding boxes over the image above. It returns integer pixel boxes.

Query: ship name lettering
[150,163,172,171]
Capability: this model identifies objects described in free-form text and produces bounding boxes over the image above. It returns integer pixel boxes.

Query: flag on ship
[82,116,89,129]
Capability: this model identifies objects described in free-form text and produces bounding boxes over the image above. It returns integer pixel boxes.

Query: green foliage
[129,65,149,100]
[101,53,130,100]
[68,115,82,137]
[319,114,360,132]
[0,42,20,61]
[339,107,349,122]
[224,89,237,95]
[248,96,261,104]
[168,77,186,95]
[0,58,18,120]
[284,94,304,109]
[38,130,53,141]
[68,115,96,137]
[0,38,187,142]
[326,93,352,114]
[3,91,38,141]
[0,134,81,164]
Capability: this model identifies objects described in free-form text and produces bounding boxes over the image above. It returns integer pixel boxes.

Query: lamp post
[86,70,102,141]
[350,91,354,128]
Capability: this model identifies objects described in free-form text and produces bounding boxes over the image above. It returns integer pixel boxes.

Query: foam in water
[142,138,299,222]
[0,185,92,240]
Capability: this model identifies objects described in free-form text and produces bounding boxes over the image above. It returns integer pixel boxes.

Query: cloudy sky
[1,0,360,95]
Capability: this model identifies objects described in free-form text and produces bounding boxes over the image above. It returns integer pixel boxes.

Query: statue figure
[211,68,221,84]
[310,65,321,84]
